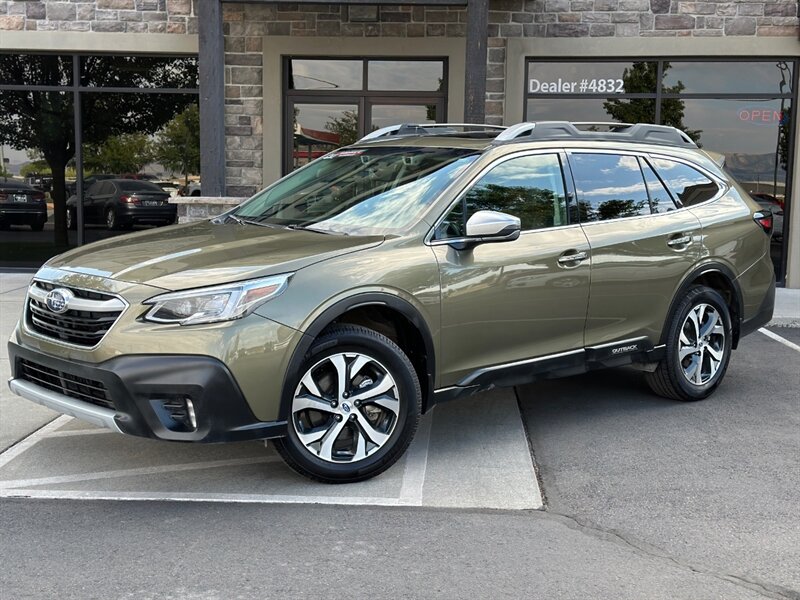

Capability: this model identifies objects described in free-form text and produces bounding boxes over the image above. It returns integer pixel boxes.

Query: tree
[325,110,359,147]
[84,133,153,174]
[0,54,197,246]
[153,104,200,185]
[603,61,702,144]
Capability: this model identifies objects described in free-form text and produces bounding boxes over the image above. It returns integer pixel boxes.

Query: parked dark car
[66,179,176,230]
[0,179,47,231]
[65,174,116,198]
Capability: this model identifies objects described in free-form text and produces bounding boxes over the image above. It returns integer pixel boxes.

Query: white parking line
[759,327,800,352]
[398,410,433,506]
[0,489,407,506]
[0,456,281,490]
[0,415,72,470]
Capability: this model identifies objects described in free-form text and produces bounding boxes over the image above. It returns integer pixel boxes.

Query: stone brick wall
[221,3,467,196]
[171,196,241,223]
[0,0,198,33]
[483,0,799,123]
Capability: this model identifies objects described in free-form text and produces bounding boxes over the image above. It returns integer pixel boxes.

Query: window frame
[428,148,578,244]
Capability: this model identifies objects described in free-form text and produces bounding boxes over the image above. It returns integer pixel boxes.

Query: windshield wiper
[223,214,273,227]
[285,224,348,236]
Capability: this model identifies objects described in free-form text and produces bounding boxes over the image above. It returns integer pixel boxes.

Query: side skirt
[430,337,665,408]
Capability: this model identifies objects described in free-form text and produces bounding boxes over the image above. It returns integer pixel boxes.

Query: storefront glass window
[289,59,362,91]
[663,61,793,95]
[0,53,199,269]
[368,61,445,92]
[291,103,359,170]
[371,104,437,130]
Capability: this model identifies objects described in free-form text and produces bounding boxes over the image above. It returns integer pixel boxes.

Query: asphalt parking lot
[1,272,798,598]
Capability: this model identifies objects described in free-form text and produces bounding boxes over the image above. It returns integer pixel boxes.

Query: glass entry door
[284,57,448,175]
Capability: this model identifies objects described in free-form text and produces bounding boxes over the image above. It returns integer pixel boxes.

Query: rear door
[431,151,591,387]
[567,150,703,349]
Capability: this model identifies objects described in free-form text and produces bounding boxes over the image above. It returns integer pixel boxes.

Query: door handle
[667,234,692,248]
[558,250,588,265]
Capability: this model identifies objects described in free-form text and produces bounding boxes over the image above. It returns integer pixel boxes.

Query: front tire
[275,325,421,483]
[646,285,732,401]
[105,208,118,230]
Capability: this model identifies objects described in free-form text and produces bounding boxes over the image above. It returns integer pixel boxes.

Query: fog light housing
[150,395,197,432]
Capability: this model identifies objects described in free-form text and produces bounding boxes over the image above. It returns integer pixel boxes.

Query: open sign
[737,108,789,126]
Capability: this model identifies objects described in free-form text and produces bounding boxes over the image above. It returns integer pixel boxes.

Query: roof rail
[359,123,507,143]
[494,121,697,148]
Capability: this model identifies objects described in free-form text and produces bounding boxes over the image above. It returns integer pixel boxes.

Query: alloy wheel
[291,352,400,464]
[678,303,726,386]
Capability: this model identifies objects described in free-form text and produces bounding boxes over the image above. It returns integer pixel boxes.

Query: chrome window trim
[22,278,129,351]
[424,148,571,245]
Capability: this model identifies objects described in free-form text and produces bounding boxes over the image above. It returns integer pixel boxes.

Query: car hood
[46,221,384,291]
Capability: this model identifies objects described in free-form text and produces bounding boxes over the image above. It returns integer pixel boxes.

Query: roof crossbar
[494,121,697,148]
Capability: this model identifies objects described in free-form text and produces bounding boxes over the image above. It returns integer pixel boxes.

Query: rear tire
[646,285,732,401]
[30,221,45,232]
[275,324,421,483]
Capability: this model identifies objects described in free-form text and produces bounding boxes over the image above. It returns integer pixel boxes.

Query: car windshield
[233,147,479,235]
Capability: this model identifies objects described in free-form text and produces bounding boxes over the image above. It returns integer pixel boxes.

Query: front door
[431,151,591,387]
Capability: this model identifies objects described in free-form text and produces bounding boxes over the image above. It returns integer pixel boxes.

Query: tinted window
[86,182,104,195]
[570,153,650,222]
[662,61,793,95]
[640,159,677,213]
[650,158,719,206]
[118,181,164,192]
[437,154,568,238]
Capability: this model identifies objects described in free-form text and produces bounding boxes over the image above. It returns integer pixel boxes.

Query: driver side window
[436,153,568,239]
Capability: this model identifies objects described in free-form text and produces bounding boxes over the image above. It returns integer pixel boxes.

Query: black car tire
[30,221,45,232]
[106,208,118,230]
[275,324,421,483]
[646,285,732,402]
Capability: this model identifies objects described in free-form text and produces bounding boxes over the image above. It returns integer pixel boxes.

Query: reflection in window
[439,154,567,238]
[663,61,794,95]
[650,158,718,206]
[368,61,444,91]
[80,55,198,88]
[640,159,677,213]
[571,153,650,222]
[292,103,359,170]
[289,59,362,90]
[371,104,438,131]
[0,53,72,86]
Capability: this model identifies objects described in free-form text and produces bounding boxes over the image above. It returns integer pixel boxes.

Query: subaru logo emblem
[341,403,351,413]
[45,288,73,314]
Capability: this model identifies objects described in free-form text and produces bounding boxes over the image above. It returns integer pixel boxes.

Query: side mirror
[465,210,521,243]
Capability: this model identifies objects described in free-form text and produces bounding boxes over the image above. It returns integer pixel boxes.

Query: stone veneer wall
[222,1,798,195]
[0,0,198,33]
[2,1,796,196]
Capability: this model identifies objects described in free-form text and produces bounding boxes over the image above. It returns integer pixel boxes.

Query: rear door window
[649,158,719,206]
[640,159,678,213]
[569,153,650,222]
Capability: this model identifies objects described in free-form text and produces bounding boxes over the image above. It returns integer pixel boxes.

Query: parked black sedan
[0,180,48,231]
[67,179,177,230]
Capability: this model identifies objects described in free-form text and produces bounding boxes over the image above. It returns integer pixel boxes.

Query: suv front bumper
[8,341,287,443]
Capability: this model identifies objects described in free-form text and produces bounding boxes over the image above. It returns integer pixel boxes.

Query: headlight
[143,274,291,325]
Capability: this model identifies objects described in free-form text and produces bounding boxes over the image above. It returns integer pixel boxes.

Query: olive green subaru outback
[8,122,775,482]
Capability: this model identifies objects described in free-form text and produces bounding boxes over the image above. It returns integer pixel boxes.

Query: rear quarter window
[649,158,719,207]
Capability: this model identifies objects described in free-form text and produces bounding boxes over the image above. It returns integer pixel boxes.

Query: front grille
[26,281,125,347]
[18,359,114,410]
